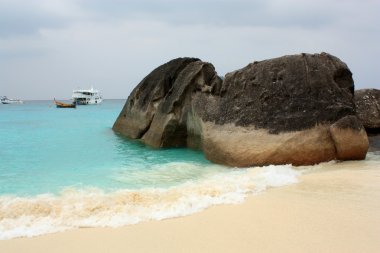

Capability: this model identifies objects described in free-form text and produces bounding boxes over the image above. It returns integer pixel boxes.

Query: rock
[200,123,337,166]
[355,89,380,133]
[329,116,368,160]
[368,135,380,152]
[355,89,380,152]
[113,57,222,149]
[196,53,368,166]
[113,53,369,167]
[112,57,201,140]
[198,53,355,133]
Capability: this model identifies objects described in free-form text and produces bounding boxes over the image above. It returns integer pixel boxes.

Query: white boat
[72,87,103,105]
[1,96,24,104]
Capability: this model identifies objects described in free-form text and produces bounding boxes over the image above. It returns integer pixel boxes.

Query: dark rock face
[112,57,200,140]
[199,53,355,134]
[113,53,369,167]
[355,89,380,133]
[113,57,222,148]
[355,89,380,152]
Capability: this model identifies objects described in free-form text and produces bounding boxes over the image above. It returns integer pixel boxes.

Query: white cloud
[0,0,379,99]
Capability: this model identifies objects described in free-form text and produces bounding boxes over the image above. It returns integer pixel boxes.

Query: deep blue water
[0,100,219,196]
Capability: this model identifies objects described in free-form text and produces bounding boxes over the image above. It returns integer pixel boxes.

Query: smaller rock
[368,135,380,152]
[355,89,380,131]
[329,116,369,160]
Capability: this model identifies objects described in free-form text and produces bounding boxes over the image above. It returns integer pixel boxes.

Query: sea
[0,100,379,240]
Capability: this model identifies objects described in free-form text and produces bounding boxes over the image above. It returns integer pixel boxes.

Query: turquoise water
[0,100,218,196]
[0,100,320,239]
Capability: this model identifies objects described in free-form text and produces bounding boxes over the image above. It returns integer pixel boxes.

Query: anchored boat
[54,99,76,108]
[1,96,24,104]
[72,87,103,105]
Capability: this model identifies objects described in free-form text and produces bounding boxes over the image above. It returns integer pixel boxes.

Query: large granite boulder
[112,57,221,149]
[113,53,369,167]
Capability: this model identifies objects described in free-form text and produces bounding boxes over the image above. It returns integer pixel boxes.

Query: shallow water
[0,100,379,239]
[0,100,220,195]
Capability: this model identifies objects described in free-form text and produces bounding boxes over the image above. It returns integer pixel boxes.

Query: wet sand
[1,161,379,253]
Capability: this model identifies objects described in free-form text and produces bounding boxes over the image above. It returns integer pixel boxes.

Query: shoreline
[1,162,379,253]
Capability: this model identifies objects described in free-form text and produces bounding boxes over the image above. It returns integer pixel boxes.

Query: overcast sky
[0,0,379,100]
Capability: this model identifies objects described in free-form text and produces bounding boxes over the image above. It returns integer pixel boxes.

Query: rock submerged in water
[113,53,369,167]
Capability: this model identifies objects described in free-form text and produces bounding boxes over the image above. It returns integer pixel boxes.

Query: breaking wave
[0,163,301,240]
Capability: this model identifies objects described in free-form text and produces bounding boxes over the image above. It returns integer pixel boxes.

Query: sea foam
[0,163,300,240]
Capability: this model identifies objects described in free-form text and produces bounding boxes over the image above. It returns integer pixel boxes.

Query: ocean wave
[0,164,301,240]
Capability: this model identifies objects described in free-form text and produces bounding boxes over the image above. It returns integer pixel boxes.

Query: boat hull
[54,100,76,108]
[74,98,103,105]
[56,104,76,108]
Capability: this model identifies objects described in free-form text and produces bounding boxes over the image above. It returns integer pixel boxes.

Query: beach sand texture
[1,158,379,253]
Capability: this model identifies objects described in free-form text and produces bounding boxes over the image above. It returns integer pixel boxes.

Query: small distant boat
[54,99,76,108]
[1,96,24,104]
[72,87,103,105]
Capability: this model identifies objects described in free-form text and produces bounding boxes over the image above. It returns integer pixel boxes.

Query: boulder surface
[355,89,380,131]
[355,89,380,152]
[113,53,369,167]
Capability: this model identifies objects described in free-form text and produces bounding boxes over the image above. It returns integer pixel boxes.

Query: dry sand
[1,164,379,253]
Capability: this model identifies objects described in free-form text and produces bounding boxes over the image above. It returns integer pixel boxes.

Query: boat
[1,96,24,104]
[54,99,76,108]
[72,87,103,105]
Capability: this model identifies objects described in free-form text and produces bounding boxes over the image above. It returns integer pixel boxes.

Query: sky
[0,0,379,100]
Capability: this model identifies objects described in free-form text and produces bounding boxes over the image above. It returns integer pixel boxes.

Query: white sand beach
[1,159,379,253]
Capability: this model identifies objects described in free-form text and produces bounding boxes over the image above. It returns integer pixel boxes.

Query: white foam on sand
[0,163,303,240]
